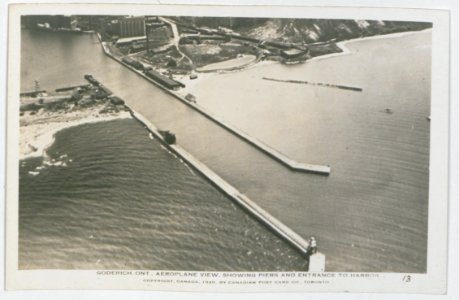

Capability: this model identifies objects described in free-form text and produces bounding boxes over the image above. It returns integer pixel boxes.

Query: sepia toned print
[6,3,450,293]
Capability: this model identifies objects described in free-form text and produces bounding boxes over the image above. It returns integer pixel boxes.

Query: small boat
[426,116,431,121]
[158,130,176,144]
[384,108,393,114]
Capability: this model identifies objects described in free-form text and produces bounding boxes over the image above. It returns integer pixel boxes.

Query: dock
[96,34,330,176]
[20,90,47,97]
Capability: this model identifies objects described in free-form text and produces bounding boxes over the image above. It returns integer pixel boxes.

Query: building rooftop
[116,35,146,45]
[146,70,185,88]
[282,48,305,56]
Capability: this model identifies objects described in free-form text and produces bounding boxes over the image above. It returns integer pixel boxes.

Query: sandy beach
[20,104,132,160]
[309,28,433,63]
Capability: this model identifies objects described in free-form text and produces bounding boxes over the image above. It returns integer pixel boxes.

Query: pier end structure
[96,36,331,176]
[309,253,326,272]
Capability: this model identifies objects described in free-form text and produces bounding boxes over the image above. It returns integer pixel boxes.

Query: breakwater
[262,77,363,92]
[84,70,325,269]
[125,106,324,269]
[96,34,330,175]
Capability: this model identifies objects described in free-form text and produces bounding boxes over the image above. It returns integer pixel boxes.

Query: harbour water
[20,28,431,272]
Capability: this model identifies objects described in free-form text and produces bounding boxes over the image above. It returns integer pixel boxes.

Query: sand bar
[20,105,131,160]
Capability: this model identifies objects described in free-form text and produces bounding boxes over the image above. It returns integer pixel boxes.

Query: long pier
[88,71,326,270]
[127,108,317,261]
[96,34,331,176]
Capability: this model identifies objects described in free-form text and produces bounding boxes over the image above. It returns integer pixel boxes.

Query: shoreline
[176,28,431,94]
[96,28,431,96]
[308,28,433,63]
[20,106,132,160]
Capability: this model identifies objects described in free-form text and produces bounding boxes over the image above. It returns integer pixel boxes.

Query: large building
[145,70,185,90]
[117,16,146,38]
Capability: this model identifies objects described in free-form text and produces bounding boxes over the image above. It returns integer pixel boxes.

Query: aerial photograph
[19,14,432,273]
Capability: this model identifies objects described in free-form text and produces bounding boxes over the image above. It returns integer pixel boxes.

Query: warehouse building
[145,70,185,90]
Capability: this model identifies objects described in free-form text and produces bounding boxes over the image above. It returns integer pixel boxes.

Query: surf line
[262,77,363,92]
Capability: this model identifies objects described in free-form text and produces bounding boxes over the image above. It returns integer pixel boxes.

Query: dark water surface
[20,29,430,272]
[20,120,308,270]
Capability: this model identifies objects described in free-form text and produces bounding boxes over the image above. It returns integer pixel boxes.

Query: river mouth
[20,27,431,272]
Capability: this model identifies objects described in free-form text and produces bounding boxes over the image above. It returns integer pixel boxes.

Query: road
[159,17,193,65]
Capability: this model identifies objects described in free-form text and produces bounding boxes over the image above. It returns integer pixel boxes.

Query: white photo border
[2,1,454,297]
